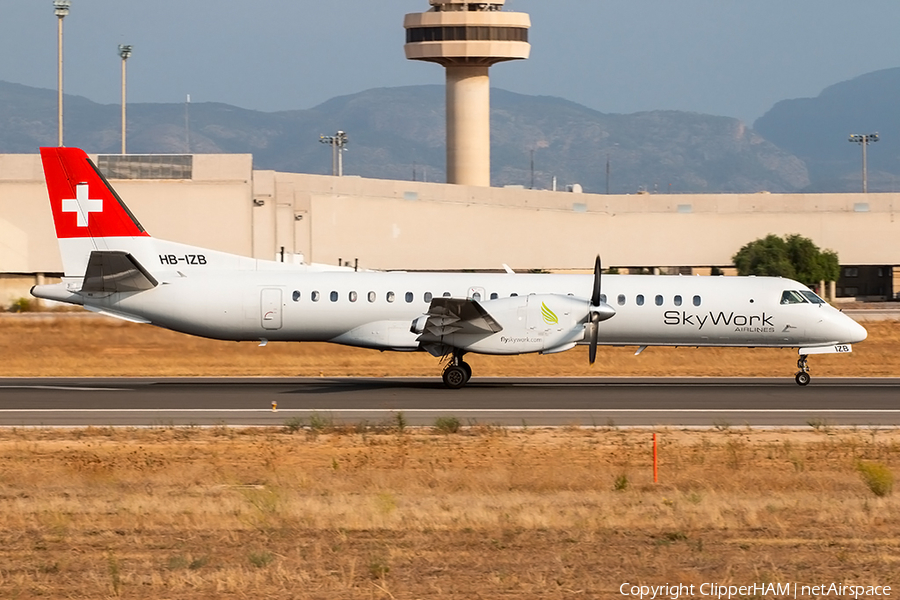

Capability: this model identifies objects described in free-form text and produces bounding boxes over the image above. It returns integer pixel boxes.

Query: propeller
[588,255,616,365]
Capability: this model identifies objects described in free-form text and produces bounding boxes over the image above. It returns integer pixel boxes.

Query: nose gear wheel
[794,354,811,386]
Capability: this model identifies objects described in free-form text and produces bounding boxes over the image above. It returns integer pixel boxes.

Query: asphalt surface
[0,377,898,427]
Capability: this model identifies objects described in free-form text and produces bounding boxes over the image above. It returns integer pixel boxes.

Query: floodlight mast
[404,0,530,186]
[319,131,349,176]
[849,133,879,193]
[53,0,71,147]
[118,44,133,154]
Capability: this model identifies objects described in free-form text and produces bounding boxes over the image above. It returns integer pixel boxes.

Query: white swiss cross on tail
[61,183,103,227]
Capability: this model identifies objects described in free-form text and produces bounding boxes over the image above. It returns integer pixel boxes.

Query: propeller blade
[591,255,602,307]
[588,312,600,365]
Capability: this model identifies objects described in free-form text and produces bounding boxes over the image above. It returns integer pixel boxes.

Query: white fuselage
[73,267,866,353]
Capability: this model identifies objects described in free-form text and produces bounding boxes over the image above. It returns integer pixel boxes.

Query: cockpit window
[780,290,808,304]
[799,290,825,304]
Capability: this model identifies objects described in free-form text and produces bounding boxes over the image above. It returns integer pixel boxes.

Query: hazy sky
[3,1,900,124]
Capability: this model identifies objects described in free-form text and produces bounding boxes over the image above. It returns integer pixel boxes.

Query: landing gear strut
[795,354,811,386]
[442,351,471,389]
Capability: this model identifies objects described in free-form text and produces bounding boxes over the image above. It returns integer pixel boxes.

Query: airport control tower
[404,0,530,186]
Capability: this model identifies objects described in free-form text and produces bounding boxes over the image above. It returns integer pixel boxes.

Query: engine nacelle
[418,294,588,356]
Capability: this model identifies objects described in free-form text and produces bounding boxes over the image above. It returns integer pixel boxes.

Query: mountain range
[2,68,899,194]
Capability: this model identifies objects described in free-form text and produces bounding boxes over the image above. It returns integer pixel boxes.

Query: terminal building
[0,151,897,307]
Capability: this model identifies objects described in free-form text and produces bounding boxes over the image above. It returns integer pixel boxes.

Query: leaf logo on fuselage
[541,302,559,325]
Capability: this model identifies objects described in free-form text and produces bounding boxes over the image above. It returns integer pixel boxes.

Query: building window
[406,26,528,44]
[97,154,192,179]
[844,267,859,278]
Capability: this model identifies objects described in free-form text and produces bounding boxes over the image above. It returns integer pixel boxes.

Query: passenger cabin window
[387,291,395,303]
[510,293,518,297]
[655,295,663,306]
[692,295,702,307]
[349,291,358,303]
[443,292,451,297]
[674,295,682,307]
[424,292,433,302]
[368,291,376,303]
[617,294,626,306]
[490,292,499,300]
[781,290,808,305]
[600,294,607,303]
[405,292,414,303]
[311,291,320,302]
[636,294,645,306]
[330,291,338,302]
[292,291,301,302]
[472,292,482,301]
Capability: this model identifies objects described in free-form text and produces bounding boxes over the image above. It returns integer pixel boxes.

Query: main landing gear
[442,351,472,389]
[795,354,811,386]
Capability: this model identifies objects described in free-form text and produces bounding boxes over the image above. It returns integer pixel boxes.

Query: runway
[0,377,898,427]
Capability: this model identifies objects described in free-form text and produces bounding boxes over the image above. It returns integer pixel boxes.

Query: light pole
[849,133,879,193]
[319,131,348,176]
[53,0,70,147]
[118,44,132,154]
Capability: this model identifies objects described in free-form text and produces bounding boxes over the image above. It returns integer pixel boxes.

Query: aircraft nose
[834,310,867,344]
[847,318,868,344]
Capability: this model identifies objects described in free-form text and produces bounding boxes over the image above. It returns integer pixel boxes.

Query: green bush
[8,297,33,313]
[857,461,893,497]
[283,416,304,434]
[434,416,461,434]
[248,551,274,568]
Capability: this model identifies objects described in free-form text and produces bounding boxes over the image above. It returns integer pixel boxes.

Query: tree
[732,234,839,285]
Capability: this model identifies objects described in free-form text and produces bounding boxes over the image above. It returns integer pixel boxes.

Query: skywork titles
[664,311,775,333]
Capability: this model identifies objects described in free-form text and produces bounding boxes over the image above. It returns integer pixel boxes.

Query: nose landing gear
[442,352,472,389]
[795,354,811,386]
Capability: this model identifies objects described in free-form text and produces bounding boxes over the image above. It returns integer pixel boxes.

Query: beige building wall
[1,152,898,305]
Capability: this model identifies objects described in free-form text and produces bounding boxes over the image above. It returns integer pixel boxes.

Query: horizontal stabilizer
[82,251,158,293]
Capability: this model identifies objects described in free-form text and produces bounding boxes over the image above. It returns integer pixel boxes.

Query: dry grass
[0,427,899,598]
[2,314,899,377]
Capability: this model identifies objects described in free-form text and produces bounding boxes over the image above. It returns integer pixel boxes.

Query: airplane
[31,147,867,388]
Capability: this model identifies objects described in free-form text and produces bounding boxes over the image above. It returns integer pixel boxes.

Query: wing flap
[417,297,503,338]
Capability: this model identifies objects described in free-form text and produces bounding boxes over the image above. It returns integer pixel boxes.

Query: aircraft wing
[418,297,503,337]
